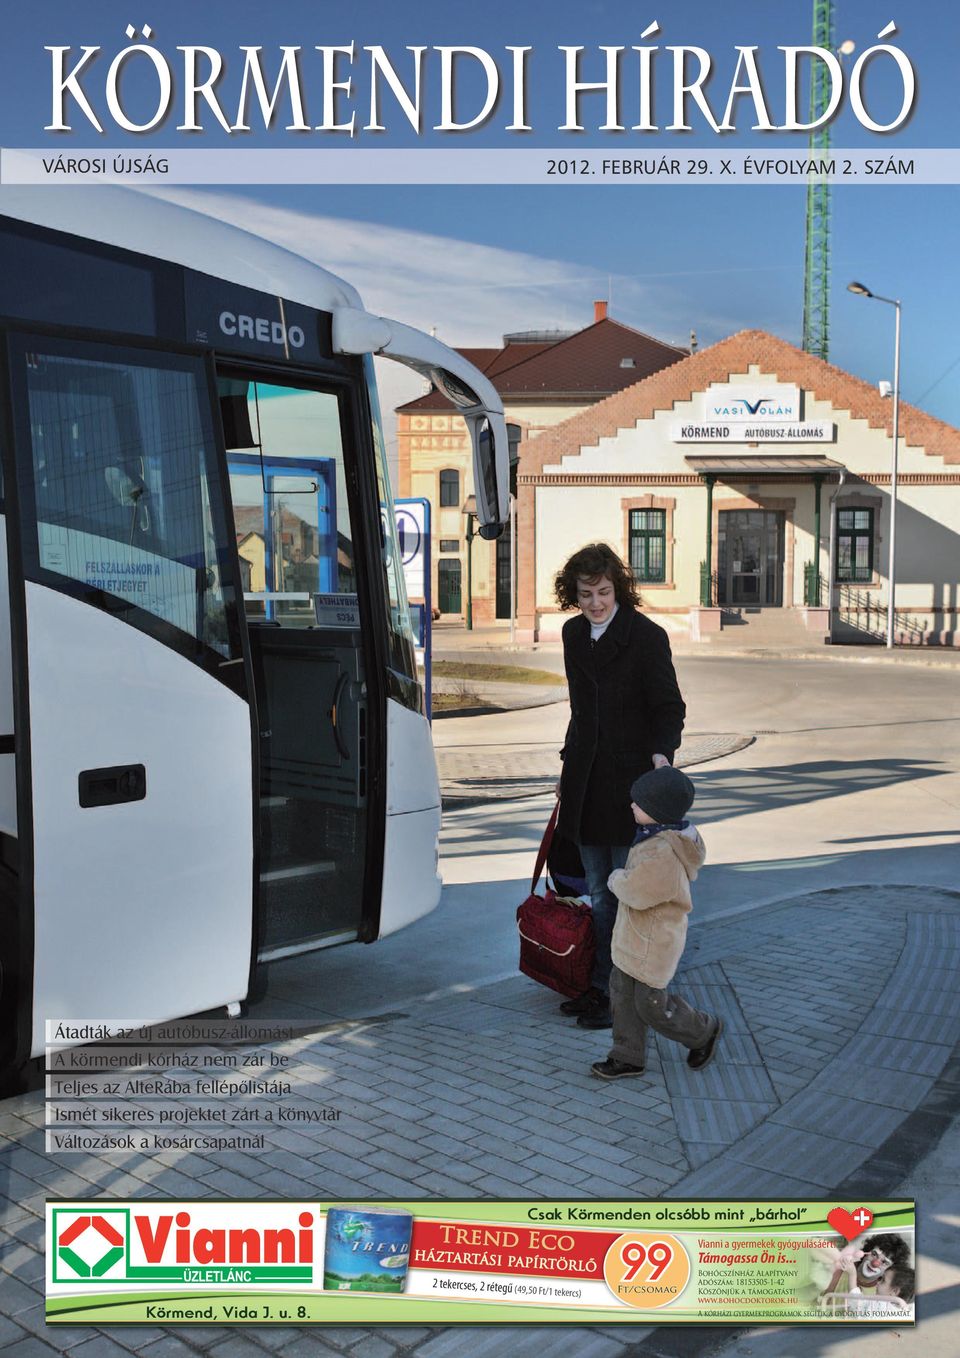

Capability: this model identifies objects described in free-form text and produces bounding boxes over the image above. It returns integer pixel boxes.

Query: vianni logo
[51,1204,316,1286]
[55,1210,127,1279]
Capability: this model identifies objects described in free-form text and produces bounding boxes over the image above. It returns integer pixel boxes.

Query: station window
[629,509,666,583]
[439,468,460,507]
[836,508,874,582]
[439,539,460,553]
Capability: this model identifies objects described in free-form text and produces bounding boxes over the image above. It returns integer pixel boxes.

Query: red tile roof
[520,329,960,472]
[398,341,554,413]
[397,318,687,413]
[493,318,687,396]
[484,342,557,377]
[455,348,502,373]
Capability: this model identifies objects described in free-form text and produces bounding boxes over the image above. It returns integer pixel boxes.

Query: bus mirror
[344,311,509,529]
[468,413,509,534]
[433,368,481,409]
[218,382,256,450]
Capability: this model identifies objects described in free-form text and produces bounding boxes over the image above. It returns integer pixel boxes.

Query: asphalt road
[433,654,960,923]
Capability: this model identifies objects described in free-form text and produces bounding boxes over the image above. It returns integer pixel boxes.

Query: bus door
[222,377,370,959]
[3,336,255,1062]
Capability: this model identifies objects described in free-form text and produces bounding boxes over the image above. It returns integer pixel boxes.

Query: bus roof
[0,187,364,312]
[1,186,510,530]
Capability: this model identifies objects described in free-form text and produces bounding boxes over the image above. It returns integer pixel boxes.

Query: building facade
[516,330,960,645]
[396,304,687,623]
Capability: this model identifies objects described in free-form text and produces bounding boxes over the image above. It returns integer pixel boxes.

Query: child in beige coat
[591,766,723,1080]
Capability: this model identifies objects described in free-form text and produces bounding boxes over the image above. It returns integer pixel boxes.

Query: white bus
[0,189,508,1086]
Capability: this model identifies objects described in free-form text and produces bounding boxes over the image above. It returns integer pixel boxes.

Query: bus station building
[400,322,960,646]
[396,303,687,621]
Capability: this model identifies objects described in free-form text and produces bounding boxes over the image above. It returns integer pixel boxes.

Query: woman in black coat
[555,543,686,1028]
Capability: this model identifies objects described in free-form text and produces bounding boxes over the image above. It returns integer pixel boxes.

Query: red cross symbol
[852,1208,872,1228]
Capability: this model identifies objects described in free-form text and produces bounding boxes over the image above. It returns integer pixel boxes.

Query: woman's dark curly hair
[554,543,641,611]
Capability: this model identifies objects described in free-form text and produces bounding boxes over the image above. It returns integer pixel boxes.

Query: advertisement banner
[46,1199,916,1326]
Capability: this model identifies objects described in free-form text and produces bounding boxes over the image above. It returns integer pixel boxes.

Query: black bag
[547,823,588,898]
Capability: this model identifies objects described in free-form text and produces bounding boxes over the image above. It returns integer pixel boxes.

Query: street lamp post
[462,494,477,630]
[847,281,902,649]
[509,493,516,647]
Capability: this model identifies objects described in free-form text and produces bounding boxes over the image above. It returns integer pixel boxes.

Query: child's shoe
[687,1016,723,1070]
[591,1058,645,1080]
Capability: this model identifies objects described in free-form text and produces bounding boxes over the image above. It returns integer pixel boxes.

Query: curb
[432,694,565,720]
[668,645,960,669]
[433,639,960,670]
[440,734,755,808]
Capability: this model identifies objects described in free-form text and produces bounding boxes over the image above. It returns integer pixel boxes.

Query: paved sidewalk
[2,878,955,1357]
[3,655,957,1357]
[707,1117,960,1358]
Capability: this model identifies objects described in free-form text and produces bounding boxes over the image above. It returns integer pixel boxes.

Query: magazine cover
[0,1,955,1353]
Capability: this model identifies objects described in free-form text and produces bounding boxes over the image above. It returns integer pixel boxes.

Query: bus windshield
[364,356,418,684]
[15,341,241,665]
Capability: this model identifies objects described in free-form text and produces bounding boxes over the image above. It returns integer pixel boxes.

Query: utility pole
[801,0,834,361]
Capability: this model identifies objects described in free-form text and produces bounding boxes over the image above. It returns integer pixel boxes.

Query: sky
[2,2,960,446]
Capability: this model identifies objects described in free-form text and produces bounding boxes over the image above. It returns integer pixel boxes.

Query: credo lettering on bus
[218,311,306,349]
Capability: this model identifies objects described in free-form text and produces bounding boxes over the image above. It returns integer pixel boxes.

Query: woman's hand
[651,753,670,770]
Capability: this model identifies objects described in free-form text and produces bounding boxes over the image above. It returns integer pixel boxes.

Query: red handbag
[517,801,595,998]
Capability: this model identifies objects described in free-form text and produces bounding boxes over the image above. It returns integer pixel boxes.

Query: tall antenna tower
[801,0,834,360]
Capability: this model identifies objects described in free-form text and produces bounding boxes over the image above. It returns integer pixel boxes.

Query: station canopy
[684,454,846,476]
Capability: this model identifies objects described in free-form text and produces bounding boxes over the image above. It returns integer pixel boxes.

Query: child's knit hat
[630,767,695,824]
